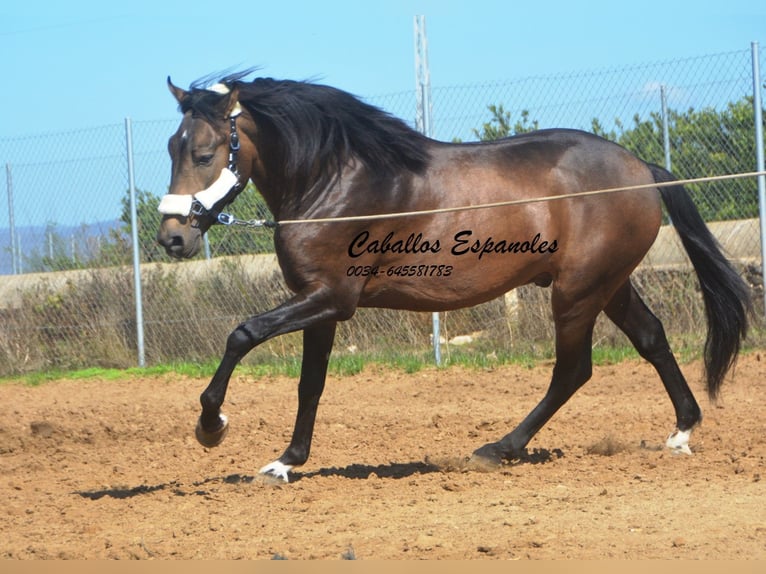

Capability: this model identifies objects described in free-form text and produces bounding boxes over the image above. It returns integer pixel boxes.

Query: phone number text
[346,264,453,278]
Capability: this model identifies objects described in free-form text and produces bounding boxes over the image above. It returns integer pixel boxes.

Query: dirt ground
[1,352,764,560]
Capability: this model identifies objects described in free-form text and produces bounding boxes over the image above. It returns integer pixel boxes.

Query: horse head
[157,77,253,258]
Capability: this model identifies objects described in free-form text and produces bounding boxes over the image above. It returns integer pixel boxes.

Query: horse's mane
[183,71,431,191]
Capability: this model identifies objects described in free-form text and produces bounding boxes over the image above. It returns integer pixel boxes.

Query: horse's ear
[167,76,187,104]
[224,87,241,117]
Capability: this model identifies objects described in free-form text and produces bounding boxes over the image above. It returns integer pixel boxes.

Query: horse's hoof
[666,428,692,455]
[259,460,293,484]
[467,443,504,472]
[466,453,503,472]
[195,414,229,448]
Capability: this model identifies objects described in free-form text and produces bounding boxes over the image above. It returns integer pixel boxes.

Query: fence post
[125,118,146,367]
[660,85,672,171]
[415,16,442,366]
[753,42,766,317]
[5,163,19,275]
[414,14,442,366]
[203,234,212,259]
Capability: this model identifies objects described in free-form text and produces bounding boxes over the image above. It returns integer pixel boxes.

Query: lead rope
[215,170,766,229]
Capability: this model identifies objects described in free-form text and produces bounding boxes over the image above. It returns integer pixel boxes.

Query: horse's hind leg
[471,285,600,466]
[604,279,701,453]
[260,322,337,482]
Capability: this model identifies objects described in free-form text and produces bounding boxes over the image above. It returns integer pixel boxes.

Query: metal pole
[414,14,441,366]
[414,15,433,137]
[661,85,672,171]
[203,233,211,260]
[125,118,146,367]
[6,163,18,275]
[752,42,766,317]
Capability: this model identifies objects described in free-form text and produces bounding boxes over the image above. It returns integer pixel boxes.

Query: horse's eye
[195,154,215,166]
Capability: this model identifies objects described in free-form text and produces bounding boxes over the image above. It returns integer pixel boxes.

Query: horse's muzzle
[157,232,186,258]
[157,225,201,259]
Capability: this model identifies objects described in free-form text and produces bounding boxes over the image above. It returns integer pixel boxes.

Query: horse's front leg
[195,325,258,448]
[195,288,350,452]
[259,322,337,482]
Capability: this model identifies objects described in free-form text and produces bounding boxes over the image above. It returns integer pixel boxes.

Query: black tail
[649,164,751,399]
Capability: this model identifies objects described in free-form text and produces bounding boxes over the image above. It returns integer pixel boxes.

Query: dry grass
[1,260,762,376]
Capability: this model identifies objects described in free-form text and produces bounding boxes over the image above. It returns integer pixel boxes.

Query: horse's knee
[226,323,258,354]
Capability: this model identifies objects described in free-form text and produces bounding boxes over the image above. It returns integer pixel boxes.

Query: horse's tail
[649,163,751,399]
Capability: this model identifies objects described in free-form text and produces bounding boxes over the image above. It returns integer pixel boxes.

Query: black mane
[183,72,431,191]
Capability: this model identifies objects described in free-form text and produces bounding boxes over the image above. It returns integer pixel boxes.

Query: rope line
[221,170,766,228]
[271,170,766,226]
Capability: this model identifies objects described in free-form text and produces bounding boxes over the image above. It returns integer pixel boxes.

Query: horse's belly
[356,256,551,312]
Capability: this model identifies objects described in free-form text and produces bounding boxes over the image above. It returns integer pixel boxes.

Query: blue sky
[2,0,765,137]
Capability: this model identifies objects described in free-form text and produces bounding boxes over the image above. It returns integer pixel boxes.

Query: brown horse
[157,71,750,482]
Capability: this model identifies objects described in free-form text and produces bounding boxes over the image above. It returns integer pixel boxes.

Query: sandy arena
[1,353,764,559]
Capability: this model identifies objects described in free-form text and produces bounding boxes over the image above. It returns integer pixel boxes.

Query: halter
[158,84,248,225]
[188,115,242,220]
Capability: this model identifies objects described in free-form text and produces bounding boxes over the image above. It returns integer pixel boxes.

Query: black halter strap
[226,116,241,178]
[190,116,242,221]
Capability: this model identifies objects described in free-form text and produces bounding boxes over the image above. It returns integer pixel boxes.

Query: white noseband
[158,167,239,216]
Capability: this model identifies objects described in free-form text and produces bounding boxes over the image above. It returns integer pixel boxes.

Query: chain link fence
[1,46,764,375]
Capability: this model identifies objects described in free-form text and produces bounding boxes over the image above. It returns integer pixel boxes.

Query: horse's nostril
[157,231,186,257]
[166,235,185,257]
[157,231,181,247]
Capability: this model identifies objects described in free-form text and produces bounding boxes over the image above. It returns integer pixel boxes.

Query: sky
[2,0,765,138]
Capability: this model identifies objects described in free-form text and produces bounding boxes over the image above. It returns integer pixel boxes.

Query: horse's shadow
[73,448,563,500]
[294,460,439,481]
[73,461,437,500]
[296,447,562,482]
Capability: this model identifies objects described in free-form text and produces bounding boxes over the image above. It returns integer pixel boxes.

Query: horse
[157,71,751,483]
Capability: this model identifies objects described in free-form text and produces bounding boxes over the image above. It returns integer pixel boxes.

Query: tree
[472,95,762,221]
[85,188,165,266]
[472,104,539,141]
[591,95,763,221]
[120,188,166,263]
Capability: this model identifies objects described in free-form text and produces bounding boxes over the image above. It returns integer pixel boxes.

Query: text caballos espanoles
[348,230,558,260]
